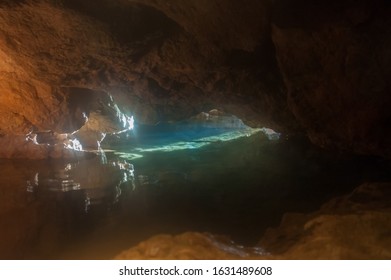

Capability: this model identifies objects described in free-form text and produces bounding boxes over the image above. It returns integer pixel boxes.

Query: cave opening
[103,109,270,156]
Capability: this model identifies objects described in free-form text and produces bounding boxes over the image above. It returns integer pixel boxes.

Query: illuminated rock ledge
[0,134,88,160]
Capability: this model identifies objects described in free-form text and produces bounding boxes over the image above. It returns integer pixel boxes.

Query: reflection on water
[0,154,136,259]
[0,127,390,259]
[25,155,135,211]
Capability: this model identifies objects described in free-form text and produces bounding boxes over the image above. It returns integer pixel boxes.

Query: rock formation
[0,0,390,158]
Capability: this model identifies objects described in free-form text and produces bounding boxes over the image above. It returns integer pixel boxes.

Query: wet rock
[0,133,88,160]
[0,87,133,158]
[115,232,264,260]
[73,99,134,149]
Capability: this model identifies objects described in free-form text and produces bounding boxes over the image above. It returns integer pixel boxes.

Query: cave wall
[0,0,290,133]
[0,0,390,158]
[272,0,391,157]
[0,45,68,134]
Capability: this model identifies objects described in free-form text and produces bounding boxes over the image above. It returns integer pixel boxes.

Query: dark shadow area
[61,0,180,50]
[272,0,388,29]
[0,0,27,7]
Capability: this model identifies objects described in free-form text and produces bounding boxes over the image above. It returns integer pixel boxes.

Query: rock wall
[0,0,292,131]
[0,0,390,158]
[272,0,391,157]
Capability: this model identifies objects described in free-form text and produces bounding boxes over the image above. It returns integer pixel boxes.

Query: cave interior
[0,0,390,259]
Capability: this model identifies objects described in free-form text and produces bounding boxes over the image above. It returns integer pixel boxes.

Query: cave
[0,0,390,260]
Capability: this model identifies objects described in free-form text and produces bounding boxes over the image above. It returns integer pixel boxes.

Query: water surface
[0,125,389,259]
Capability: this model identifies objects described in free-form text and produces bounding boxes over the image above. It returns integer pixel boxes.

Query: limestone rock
[0,133,89,160]
[72,93,134,149]
[0,0,293,137]
[182,109,248,129]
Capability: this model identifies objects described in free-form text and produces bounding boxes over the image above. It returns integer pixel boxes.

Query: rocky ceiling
[0,0,390,158]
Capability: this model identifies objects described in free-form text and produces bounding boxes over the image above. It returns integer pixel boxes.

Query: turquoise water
[0,125,389,259]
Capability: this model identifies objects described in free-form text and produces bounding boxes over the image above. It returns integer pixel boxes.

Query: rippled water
[0,125,390,259]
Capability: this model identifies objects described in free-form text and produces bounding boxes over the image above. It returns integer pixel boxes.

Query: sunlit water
[0,124,390,259]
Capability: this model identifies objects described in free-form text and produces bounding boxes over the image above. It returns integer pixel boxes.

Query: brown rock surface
[260,182,391,259]
[0,0,293,148]
[115,232,266,260]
